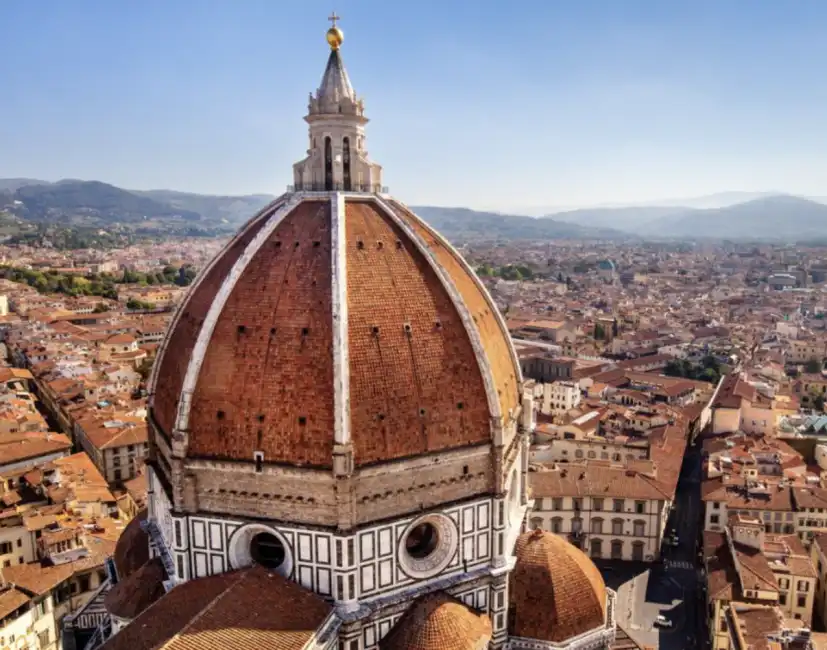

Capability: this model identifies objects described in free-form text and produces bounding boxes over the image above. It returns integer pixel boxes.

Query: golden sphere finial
[326,12,343,50]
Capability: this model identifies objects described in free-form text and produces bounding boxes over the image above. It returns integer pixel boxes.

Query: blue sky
[1,0,826,210]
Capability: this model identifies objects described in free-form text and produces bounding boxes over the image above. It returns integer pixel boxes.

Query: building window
[575,449,584,459]
[633,520,646,537]
[0,542,11,554]
[572,517,583,533]
[780,593,787,606]
[612,519,623,536]
[635,501,646,514]
[798,595,807,608]
[613,499,624,512]
[611,540,623,559]
[712,502,720,510]
[553,498,563,510]
[591,538,602,558]
[573,498,582,511]
[530,517,543,531]
[551,517,563,533]
[798,580,810,592]
[250,532,287,569]
[632,541,644,561]
[593,498,604,511]
[710,515,720,524]
[591,518,604,534]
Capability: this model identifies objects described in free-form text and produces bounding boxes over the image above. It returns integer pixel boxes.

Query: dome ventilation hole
[357,240,364,250]
[217,410,226,421]
[298,416,307,426]
[301,327,309,336]
[313,240,321,248]
[237,325,246,335]
[372,326,380,336]
[377,241,383,250]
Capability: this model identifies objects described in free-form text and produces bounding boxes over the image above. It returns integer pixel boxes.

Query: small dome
[105,557,166,620]
[510,530,606,643]
[380,591,492,650]
[113,510,149,580]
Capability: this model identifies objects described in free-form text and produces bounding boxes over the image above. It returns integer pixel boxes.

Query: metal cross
[328,12,340,28]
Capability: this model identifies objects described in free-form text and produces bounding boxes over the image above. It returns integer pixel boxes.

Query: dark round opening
[405,522,439,559]
[250,532,285,569]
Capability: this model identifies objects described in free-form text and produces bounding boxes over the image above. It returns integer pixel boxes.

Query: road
[600,442,706,649]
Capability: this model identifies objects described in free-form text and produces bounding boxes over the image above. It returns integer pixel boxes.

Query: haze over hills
[0,178,625,241]
[2,178,827,242]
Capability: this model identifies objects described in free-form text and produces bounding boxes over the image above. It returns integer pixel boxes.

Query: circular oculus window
[228,524,293,577]
[397,513,458,579]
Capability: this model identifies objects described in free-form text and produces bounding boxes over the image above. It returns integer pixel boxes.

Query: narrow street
[600,441,706,649]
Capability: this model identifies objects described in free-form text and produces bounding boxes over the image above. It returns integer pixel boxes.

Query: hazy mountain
[0,178,50,192]
[644,195,827,240]
[410,206,627,241]
[133,189,275,224]
[541,205,690,231]
[8,180,202,223]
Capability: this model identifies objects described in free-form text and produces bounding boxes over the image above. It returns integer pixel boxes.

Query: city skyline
[2,1,827,210]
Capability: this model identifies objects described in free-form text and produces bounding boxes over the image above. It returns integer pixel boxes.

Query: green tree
[805,357,823,374]
[93,302,109,313]
[594,323,606,340]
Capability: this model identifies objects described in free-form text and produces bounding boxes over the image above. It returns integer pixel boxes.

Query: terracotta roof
[510,530,606,643]
[380,591,492,650]
[151,196,519,469]
[0,587,30,620]
[105,558,166,620]
[114,510,149,579]
[530,464,671,501]
[100,566,332,650]
[0,561,73,596]
[0,432,72,466]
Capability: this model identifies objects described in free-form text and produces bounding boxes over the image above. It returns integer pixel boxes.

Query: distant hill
[7,180,203,223]
[3,178,823,242]
[643,195,827,240]
[542,206,689,231]
[410,206,626,241]
[132,189,275,225]
[0,178,50,192]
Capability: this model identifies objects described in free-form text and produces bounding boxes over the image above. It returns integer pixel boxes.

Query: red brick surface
[391,201,519,421]
[187,201,334,466]
[153,213,271,434]
[345,200,490,466]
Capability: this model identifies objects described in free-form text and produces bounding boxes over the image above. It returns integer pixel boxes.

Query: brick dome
[510,530,607,643]
[149,195,520,469]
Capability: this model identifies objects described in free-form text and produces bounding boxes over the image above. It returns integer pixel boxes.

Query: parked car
[655,614,673,628]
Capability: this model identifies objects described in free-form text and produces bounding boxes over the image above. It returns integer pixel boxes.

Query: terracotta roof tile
[380,591,492,650]
[105,557,166,620]
[100,566,331,650]
[510,530,606,643]
[113,510,149,579]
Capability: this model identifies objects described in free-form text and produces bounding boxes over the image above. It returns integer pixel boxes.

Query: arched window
[324,136,333,190]
[551,517,563,534]
[591,518,604,534]
[530,517,543,531]
[342,136,352,191]
[612,519,624,535]
[611,539,623,559]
